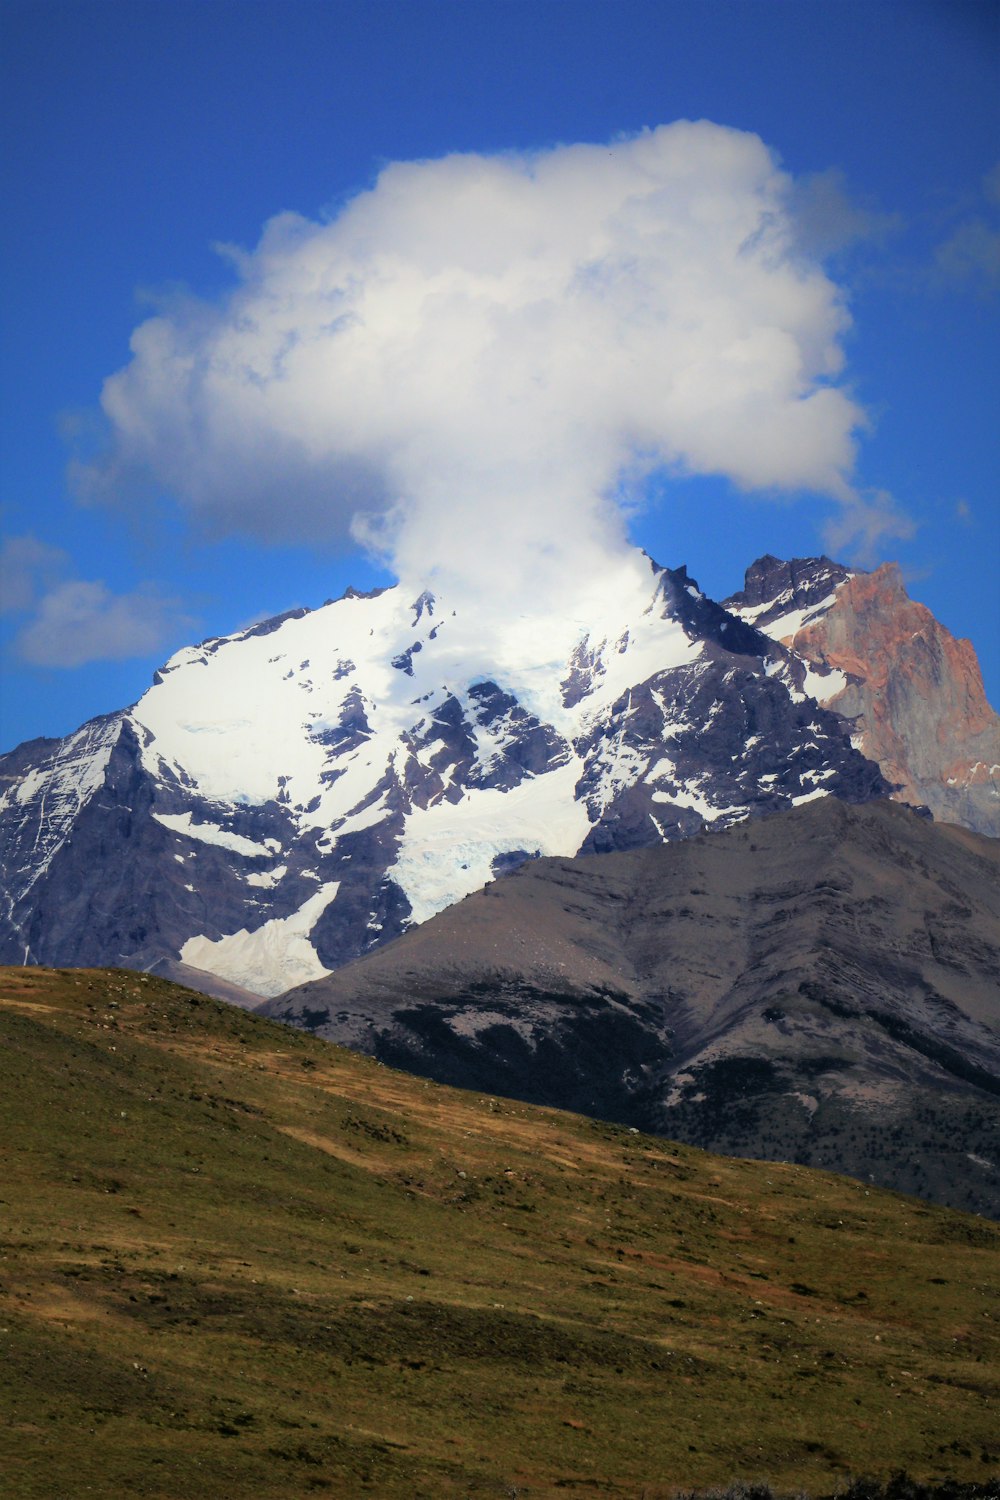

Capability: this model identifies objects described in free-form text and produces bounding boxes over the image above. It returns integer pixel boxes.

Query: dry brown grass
[1,965,998,1498]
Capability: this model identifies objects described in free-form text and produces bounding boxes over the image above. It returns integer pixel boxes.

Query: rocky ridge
[265,797,1000,1215]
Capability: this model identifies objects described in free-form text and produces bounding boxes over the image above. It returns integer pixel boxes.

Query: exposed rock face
[0,552,891,994]
[0,713,126,964]
[802,566,999,832]
[727,556,1000,835]
[264,798,1000,1216]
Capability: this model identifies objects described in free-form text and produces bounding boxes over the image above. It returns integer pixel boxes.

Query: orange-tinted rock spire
[788,563,999,833]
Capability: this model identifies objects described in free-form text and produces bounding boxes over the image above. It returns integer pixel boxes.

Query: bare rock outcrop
[726,555,1000,836]
[789,564,999,834]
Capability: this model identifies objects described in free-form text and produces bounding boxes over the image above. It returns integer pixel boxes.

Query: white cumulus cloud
[81,121,879,600]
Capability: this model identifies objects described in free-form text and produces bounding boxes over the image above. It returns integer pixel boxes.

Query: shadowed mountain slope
[2,966,998,1498]
[266,799,1000,1216]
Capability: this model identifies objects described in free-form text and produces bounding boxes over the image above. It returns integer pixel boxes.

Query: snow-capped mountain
[3,548,989,999]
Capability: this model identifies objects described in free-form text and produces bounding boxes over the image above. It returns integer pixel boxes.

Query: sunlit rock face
[726,555,1000,836]
[2,546,992,998]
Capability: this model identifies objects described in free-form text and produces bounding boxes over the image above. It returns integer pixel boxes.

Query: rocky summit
[1,551,996,1000]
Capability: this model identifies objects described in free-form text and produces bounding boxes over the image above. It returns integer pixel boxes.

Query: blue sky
[1,0,997,752]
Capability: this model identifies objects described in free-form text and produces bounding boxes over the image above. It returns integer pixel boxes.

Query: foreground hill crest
[2,964,998,1497]
[1,549,996,997]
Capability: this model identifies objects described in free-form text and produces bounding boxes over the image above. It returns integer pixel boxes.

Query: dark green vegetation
[2,966,998,1499]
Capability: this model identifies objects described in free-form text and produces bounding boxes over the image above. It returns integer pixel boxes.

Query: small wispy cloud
[932,162,1000,297]
[0,535,69,614]
[822,488,917,567]
[1,533,192,668]
[790,167,902,260]
[934,218,1000,294]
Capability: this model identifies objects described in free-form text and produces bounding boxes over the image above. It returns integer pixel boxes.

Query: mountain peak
[726,554,853,621]
[2,545,992,999]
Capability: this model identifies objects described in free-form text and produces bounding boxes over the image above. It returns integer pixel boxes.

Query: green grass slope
[2,966,998,1499]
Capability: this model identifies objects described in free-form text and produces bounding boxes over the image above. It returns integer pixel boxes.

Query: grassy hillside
[2,966,998,1499]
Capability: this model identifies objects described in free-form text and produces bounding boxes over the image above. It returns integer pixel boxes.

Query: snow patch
[180,883,339,997]
[651,786,719,820]
[246,864,287,888]
[391,760,589,925]
[731,586,846,641]
[152,811,280,860]
[800,663,848,705]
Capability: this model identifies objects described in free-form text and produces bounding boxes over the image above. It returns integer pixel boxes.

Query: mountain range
[3,550,996,1001]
